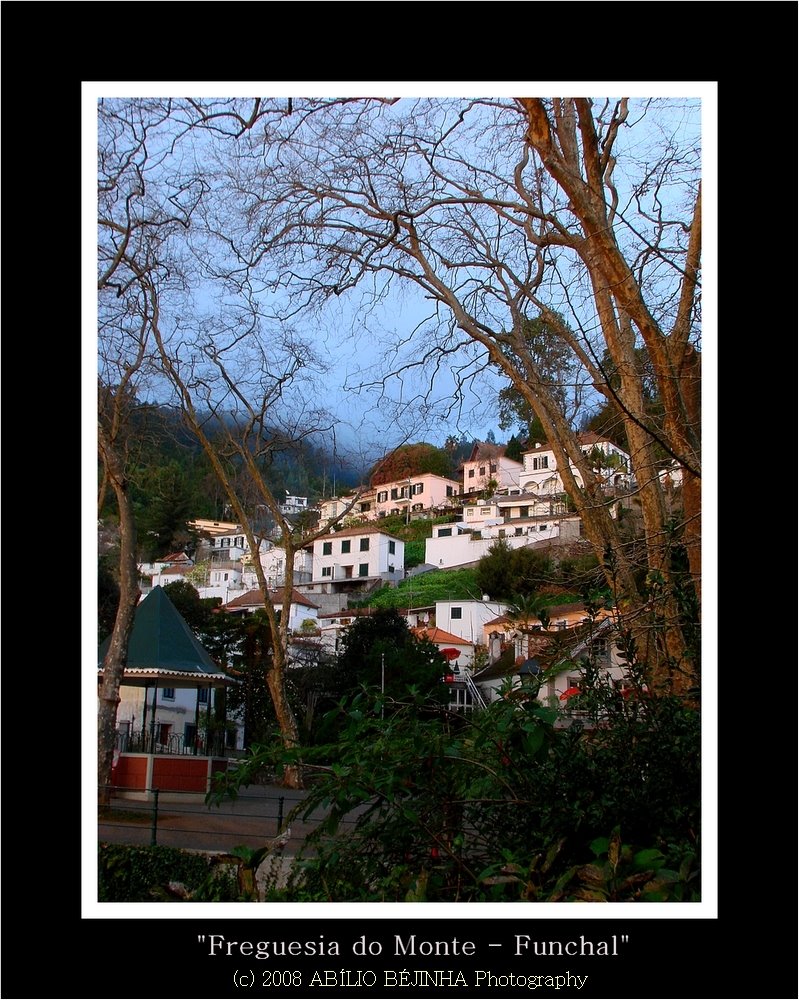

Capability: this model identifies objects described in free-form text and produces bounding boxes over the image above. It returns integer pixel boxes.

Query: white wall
[435,599,509,644]
[426,523,565,570]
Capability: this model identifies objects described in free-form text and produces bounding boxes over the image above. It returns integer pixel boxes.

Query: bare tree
[150,305,365,788]
[198,96,701,695]
[96,98,214,797]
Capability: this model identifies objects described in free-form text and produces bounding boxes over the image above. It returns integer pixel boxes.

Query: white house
[316,608,376,656]
[317,492,375,528]
[190,519,273,564]
[461,442,523,496]
[303,525,405,596]
[519,432,632,496]
[223,586,320,633]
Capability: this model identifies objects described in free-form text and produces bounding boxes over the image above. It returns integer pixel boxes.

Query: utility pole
[381,651,385,720]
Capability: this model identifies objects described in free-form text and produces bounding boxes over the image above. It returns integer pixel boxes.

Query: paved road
[98,782,355,856]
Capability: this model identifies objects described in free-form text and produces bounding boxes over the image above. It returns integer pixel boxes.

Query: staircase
[464,672,488,710]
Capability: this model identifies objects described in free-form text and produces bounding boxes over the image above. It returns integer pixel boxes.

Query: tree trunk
[97,449,140,806]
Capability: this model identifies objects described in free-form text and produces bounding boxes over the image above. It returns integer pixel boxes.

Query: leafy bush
[98,843,235,902]
[218,674,700,902]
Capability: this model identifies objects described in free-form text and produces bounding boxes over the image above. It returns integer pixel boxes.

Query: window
[519,506,529,518]
[401,485,410,498]
[468,469,475,478]
[322,541,332,555]
[358,563,369,577]
[341,540,351,553]
[321,566,332,577]
[479,466,486,475]
[438,527,452,537]
[223,573,228,581]
[490,463,497,473]
[209,538,215,547]
[377,491,388,503]
[359,538,370,551]
[532,456,549,470]
[451,607,462,620]
[539,524,548,531]
[184,722,197,748]
[446,486,454,497]
[391,488,399,500]
[198,688,209,704]
[388,564,394,573]
[162,688,175,700]
[388,540,396,554]
[360,502,371,512]
[413,482,423,494]
[498,529,506,538]
[481,507,491,515]
[236,537,244,547]
[558,620,568,631]
[515,527,523,536]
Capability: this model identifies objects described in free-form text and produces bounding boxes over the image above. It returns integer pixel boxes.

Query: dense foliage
[334,609,448,702]
[474,538,604,602]
[220,669,700,902]
[98,843,228,902]
[369,443,454,486]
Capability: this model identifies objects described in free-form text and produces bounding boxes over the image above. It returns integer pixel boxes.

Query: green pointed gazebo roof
[97,586,230,687]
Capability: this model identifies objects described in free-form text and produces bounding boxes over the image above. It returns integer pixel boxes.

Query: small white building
[246,544,314,590]
[223,586,320,634]
[425,515,580,570]
[433,598,510,646]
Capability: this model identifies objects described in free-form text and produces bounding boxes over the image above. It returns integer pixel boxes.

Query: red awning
[440,647,461,660]
[559,686,581,700]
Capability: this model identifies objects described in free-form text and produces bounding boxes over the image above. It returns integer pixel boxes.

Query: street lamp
[381,652,385,720]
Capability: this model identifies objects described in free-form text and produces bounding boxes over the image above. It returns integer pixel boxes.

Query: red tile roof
[411,626,469,646]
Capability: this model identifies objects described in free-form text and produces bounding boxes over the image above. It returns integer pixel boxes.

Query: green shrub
[98,843,228,902]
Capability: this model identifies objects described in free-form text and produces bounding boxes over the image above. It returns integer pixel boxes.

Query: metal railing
[115,728,236,757]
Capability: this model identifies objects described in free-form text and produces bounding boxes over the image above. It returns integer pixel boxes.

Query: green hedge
[98,843,224,902]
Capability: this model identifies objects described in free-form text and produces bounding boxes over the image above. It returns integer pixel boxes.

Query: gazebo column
[149,685,159,752]
[141,683,149,746]
[194,688,201,756]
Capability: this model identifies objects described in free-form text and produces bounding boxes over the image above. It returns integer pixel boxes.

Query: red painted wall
[112,755,147,789]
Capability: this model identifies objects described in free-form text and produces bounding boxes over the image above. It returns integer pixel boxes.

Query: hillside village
[116,433,660,760]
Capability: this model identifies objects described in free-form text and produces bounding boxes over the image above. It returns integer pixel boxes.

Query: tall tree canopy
[97,94,702,703]
[369,443,453,486]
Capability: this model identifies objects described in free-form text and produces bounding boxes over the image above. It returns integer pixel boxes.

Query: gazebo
[98,586,236,797]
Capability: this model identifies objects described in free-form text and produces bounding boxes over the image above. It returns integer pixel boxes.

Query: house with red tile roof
[223,586,320,633]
